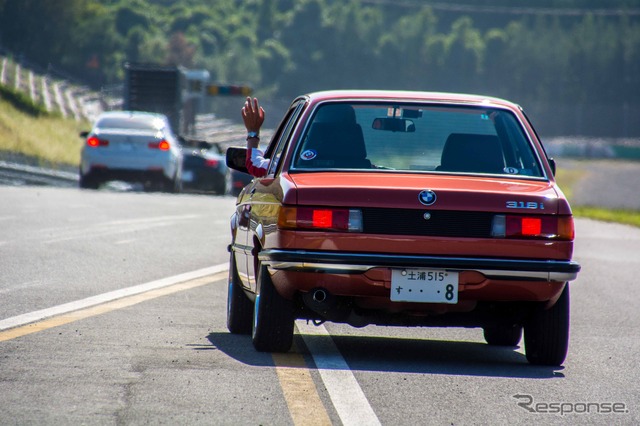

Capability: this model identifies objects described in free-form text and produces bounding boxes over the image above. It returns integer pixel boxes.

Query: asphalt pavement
[2,186,639,424]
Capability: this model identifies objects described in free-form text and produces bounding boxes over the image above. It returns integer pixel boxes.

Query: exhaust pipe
[303,288,365,325]
[312,288,328,304]
[303,288,335,315]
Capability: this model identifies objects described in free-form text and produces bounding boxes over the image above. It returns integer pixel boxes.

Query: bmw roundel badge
[418,190,437,206]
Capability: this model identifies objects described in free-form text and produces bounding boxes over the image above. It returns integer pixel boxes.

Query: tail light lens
[148,140,170,150]
[492,215,574,240]
[205,159,219,167]
[278,207,363,232]
[86,136,109,147]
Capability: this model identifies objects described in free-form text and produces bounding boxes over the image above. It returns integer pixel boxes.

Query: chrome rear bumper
[257,249,581,282]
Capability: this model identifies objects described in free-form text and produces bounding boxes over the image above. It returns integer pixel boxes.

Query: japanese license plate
[390,268,458,304]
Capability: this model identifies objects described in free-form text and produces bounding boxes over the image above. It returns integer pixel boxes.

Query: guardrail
[0,160,78,187]
[0,53,112,123]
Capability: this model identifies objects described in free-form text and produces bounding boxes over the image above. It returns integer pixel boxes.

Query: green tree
[0,0,87,66]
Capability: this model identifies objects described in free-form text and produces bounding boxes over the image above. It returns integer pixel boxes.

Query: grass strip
[0,96,87,166]
[572,206,640,228]
[556,167,640,228]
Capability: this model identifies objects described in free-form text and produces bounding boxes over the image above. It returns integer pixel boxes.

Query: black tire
[483,324,523,346]
[252,264,295,352]
[214,179,226,195]
[213,171,230,195]
[524,285,570,366]
[163,175,181,193]
[79,173,99,189]
[174,176,183,193]
[226,253,253,334]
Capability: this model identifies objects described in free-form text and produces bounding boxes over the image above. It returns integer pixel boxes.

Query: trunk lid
[287,171,563,215]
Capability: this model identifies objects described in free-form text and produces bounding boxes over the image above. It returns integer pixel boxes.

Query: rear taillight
[86,136,109,147]
[492,215,574,240]
[205,159,219,167]
[278,207,363,232]
[148,140,170,150]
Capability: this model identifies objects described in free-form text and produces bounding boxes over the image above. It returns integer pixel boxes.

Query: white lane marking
[297,321,381,426]
[0,264,227,331]
[2,265,380,426]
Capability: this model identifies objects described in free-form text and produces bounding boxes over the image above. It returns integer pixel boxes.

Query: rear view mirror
[226,147,249,174]
[372,117,415,132]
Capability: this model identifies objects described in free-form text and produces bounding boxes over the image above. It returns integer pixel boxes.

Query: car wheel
[79,172,99,189]
[226,253,253,335]
[524,285,570,366]
[163,175,181,193]
[252,263,295,352]
[483,324,522,346]
[214,178,226,195]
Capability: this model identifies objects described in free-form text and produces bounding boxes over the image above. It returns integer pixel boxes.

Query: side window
[266,101,306,175]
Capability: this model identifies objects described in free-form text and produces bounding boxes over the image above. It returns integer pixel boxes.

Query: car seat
[297,122,371,169]
[437,133,505,174]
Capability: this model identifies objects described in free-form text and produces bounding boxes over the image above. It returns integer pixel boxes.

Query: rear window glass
[291,102,544,178]
[96,116,166,131]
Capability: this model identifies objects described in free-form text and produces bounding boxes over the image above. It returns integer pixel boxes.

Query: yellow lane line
[273,343,333,426]
[0,273,224,342]
[1,271,335,425]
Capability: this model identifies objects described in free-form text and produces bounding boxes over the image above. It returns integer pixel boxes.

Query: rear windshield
[291,102,544,178]
[96,116,166,131]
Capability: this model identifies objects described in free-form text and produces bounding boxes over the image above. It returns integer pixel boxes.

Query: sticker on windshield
[300,149,317,160]
[504,167,519,174]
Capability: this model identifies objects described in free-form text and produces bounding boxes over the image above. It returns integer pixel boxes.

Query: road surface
[0,186,638,425]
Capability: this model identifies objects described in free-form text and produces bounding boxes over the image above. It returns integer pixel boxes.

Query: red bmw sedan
[225,90,580,366]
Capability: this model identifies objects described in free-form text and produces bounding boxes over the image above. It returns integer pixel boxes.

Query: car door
[232,184,254,290]
[245,100,306,292]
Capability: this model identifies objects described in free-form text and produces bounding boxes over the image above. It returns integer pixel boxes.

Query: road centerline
[0,275,223,342]
[0,264,228,337]
[0,263,378,426]
[272,343,333,426]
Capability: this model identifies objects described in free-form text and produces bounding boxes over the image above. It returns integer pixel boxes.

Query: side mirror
[79,131,89,138]
[372,117,415,132]
[226,147,249,174]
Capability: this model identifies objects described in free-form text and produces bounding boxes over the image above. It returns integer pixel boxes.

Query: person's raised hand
[241,97,265,133]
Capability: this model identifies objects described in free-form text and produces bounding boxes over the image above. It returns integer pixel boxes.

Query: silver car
[79,111,182,191]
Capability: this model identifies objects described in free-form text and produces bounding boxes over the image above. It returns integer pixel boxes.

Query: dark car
[225,90,580,366]
[229,169,253,196]
[180,139,229,194]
